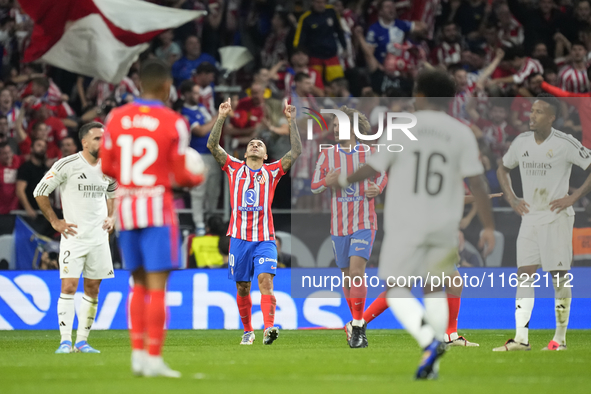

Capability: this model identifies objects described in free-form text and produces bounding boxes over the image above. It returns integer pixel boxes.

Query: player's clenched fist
[218,98,232,117]
[284,99,296,120]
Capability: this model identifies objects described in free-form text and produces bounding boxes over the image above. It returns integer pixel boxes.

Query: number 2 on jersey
[413,151,447,196]
[116,135,159,186]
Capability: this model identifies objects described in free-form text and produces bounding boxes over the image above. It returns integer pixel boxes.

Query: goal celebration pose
[207,98,301,345]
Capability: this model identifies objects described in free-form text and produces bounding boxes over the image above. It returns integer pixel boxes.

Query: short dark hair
[140,59,172,93]
[195,62,217,75]
[415,69,456,105]
[79,122,104,141]
[503,46,525,61]
[32,122,46,133]
[535,93,560,116]
[294,72,310,83]
[0,141,9,149]
[447,63,465,75]
[32,77,50,91]
[571,40,587,49]
[179,80,196,96]
[0,114,7,121]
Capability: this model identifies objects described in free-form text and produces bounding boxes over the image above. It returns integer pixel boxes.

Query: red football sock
[363,291,389,324]
[237,293,254,332]
[342,286,352,313]
[350,279,367,321]
[146,289,166,356]
[260,294,277,329]
[446,295,461,336]
[129,285,146,351]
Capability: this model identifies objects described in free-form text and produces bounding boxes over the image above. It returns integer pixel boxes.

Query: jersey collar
[134,98,165,107]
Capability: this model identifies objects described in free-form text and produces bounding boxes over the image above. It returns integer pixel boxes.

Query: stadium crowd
[2,0,591,267]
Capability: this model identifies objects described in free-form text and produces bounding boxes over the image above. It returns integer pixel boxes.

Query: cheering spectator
[155,29,182,66]
[293,0,346,82]
[172,35,217,86]
[179,80,220,236]
[366,0,425,64]
[59,136,77,158]
[279,49,325,97]
[557,41,589,93]
[16,139,47,219]
[0,142,22,214]
[433,22,462,67]
[492,46,544,86]
[261,11,291,69]
[193,62,218,115]
[495,3,524,48]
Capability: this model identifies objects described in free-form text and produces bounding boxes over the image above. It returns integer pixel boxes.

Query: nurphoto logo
[304,107,418,152]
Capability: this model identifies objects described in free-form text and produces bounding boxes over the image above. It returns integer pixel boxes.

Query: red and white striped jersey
[101,98,203,231]
[311,146,388,236]
[558,65,589,93]
[89,77,140,106]
[512,57,543,84]
[198,84,215,115]
[0,106,19,138]
[499,16,524,47]
[433,42,461,67]
[223,155,285,242]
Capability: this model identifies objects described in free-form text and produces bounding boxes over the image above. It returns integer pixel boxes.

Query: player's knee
[236,281,250,296]
[61,282,77,295]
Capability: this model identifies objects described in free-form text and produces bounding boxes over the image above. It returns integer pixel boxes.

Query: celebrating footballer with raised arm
[101,59,204,378]
[34,122,117,355]
[207,98,301,345]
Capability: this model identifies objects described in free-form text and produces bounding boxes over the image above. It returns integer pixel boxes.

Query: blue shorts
[119,226,179,272]
[331,229,375,269]
[228,237,277,282]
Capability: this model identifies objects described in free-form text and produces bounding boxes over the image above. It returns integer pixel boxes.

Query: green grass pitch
[1,330,590,394]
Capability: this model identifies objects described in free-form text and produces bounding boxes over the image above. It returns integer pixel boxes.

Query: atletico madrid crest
[255,173,266,184]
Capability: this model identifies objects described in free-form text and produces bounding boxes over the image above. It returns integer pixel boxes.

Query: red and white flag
[21,0,206,83]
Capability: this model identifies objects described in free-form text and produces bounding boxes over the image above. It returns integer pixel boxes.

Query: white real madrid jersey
[503,128,591,225]
[34,152,117,244]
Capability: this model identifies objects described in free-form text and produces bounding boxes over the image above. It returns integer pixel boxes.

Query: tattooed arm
[281,100,302,173]
[207,98,232,167]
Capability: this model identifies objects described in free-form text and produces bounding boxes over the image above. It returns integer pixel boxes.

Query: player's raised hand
[550,194,576,213]
[103,216,115,234]
[325,169,340,188]
[365,182,380,198]
[510,197,530,216]
[479,228,496,258]
[52,219,78,239]
[218,98,232,117]
[284,99,296,120]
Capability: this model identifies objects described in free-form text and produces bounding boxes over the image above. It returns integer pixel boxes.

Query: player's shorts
[118,226,180,272]
[331,229,376,269]
[517,215,574,271]
[378,229,459,282]
[59,240,114,280]
[309,56,344,82]
[228,237,277,282]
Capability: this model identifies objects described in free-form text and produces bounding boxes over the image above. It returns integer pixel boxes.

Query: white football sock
[515,275,535,344]
[387,288,434,348]
[423,292,448,342]
[552,275,571,346]
[57,293,75,343]
[352,319,364,327]
[76,295,98,343]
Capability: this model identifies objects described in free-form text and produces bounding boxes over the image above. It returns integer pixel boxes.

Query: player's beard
[89,148,99,159]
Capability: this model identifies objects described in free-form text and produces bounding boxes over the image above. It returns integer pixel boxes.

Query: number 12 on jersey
[116,135,159,186]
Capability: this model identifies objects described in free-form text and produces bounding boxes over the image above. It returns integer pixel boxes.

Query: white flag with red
[21,0,206,83]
